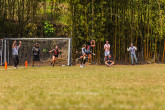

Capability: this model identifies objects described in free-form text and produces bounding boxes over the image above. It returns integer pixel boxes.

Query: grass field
[0,64,165,110]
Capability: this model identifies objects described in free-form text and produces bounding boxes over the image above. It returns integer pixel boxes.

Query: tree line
[0,0,165,64]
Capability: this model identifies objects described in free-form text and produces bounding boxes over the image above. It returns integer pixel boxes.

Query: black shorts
[85,50,91,55]
[54,55,58,58]
[12,55,19,60]
[107,61,112,65]
[33,55,40,61]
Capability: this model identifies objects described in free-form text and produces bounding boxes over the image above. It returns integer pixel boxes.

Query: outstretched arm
[91,40,95,47]
[12,41,16,48]
[127,47,130,52]
[49,49,53,53]
[135,46,137,51]
[19,41,22,48]
[59,50,62,54]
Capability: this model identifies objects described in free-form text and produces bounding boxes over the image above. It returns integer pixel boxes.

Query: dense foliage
[0,0,165,64]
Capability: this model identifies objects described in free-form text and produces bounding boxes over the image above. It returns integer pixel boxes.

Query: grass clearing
[0,64,165,110]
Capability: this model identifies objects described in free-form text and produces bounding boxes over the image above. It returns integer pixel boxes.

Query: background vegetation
[0,0,165,64]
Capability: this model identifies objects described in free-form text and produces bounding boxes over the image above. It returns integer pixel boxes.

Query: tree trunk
[114,0,118,63]
[162,39,165,62]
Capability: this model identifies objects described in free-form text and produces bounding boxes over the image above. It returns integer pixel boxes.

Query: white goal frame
[0,39,3,66]
[1,38,72,66]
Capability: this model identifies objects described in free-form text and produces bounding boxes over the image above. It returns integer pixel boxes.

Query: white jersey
[128,46,137,55]
[104,44,110,52]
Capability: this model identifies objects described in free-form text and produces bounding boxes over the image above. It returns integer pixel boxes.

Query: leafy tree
[43,21,55,37]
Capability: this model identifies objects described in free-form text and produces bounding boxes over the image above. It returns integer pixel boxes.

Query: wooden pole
[162,39,165,63]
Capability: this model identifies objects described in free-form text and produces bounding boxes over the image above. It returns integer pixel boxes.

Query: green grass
[0,64,165,110]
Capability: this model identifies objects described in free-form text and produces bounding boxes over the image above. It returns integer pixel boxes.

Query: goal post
[2,38,72,66]
[0,39,3,66]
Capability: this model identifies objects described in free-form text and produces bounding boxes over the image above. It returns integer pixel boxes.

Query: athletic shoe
[38,65,40,67]
[32,65,34,67]
[14,66,18,69]
[80,65,83,68]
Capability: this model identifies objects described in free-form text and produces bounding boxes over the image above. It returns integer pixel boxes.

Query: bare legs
[51,56,57,66]
[105,61,114,67]
[32,61,40,67]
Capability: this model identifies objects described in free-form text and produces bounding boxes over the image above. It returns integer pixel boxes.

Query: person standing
[12,40,22,69]
[127,43,138,65]
[32,43,41,67]
[104,41,110,60]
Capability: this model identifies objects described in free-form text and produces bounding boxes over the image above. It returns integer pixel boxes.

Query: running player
[85,40,95,61]
[80,44,86,67]
[49,46,61,67]
[81,40,95,66]
[32,43,41,67]
[12,40,22,69]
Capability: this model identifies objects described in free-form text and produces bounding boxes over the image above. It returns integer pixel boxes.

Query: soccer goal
[1,38,72,66]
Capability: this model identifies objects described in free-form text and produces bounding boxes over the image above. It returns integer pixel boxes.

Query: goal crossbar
[3,38,71,40]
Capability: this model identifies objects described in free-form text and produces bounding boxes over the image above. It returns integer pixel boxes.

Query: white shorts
[105,52,110,57]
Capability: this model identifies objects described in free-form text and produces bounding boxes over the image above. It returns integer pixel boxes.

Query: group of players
[12,41,61,69]
[78,40,138,67]
[79,40,115,67]
[12,40,138,68]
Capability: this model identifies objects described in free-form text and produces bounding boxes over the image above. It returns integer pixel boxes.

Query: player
[104,41,110,60]
[12,40,22,69]
[105,54,114,67]
[80,44,86,67]
[32,43,41,67]
[82,40,95,65]
[49,46,61,67]
[127,43,138,65]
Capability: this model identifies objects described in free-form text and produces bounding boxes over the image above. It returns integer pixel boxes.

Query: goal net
[1,38,72,66]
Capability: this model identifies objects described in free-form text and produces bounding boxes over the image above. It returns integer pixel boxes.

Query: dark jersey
[52,49,59,56]
[106,57,114,62]
[86,42,92,50]
[32,47,40,56]
[86,42,92,51]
